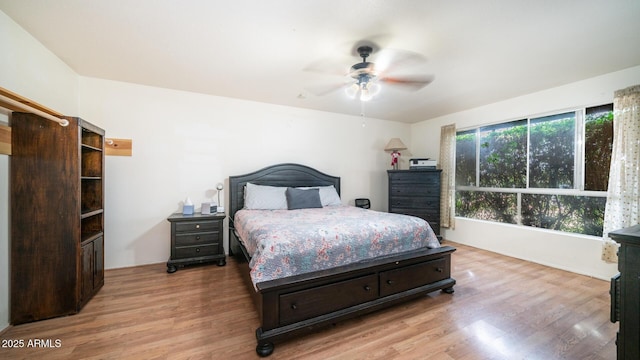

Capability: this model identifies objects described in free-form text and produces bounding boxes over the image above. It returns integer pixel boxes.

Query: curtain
[439,124,456,230]
[601,84,640,263]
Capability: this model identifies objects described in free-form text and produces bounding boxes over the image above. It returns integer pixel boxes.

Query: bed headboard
[228,163,341,221]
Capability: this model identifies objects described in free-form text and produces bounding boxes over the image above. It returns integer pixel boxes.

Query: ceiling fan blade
[379,75,435,91]
[303,58,351,76]
[305,82,350,96]
[374,48,428,74]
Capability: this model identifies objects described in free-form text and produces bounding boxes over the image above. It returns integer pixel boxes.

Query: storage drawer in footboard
[380,257,449,297]
[279,274,378,326]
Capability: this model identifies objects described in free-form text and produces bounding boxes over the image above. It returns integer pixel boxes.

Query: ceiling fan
[305,42,434,102]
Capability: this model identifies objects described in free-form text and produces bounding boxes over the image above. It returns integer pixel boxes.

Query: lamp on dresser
[384,138,408,170]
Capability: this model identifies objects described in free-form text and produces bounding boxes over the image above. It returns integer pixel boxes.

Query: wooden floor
[0,242,617,359]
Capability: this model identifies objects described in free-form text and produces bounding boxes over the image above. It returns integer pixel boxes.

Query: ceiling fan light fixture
[366,81,381,96]
[345,83,359,99]
[358,79,381,102]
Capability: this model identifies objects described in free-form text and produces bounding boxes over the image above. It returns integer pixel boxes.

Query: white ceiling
[2,0,640,123]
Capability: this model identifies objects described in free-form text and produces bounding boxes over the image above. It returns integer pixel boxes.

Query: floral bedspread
[234,206,440,289]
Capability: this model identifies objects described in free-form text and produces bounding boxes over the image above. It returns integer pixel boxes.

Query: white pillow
[244,183,287,210]
[298,185,342,206]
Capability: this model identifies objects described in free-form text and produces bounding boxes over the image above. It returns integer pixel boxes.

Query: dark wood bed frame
[228,163,456,357]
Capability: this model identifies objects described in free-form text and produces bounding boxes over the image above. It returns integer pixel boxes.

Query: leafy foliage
[479,120,527,188]
[585,111,614,190]
[455,131,476,186]
[529,114,574,189]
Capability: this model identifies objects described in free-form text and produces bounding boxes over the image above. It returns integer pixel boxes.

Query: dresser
[388,169,442,238]
[166,212,226,273]
[609,224,640,360]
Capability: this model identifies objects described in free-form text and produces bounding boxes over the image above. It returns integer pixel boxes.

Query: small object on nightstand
[182,197,194,215]
[355,198,370,209]
[166,212,226,273]
[216,183,224,212]
[201,202,211,215]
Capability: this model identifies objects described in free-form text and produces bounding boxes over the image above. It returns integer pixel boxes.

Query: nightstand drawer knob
[196,248,200,253]
[436,267,443,273]
[196,236,200,240]
[387,280,395,285]
[364,285,371,291]
[196,224,200,229]
[291,304,297,310]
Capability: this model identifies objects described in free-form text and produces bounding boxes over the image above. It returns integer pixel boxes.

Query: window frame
[455,103,611,236]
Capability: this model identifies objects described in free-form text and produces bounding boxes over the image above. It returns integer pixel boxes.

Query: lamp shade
[384,138,407,152]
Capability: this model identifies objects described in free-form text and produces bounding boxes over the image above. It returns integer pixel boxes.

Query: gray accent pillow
[285,187,323,210]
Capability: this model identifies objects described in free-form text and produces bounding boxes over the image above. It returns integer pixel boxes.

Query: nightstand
[166,212,226,273]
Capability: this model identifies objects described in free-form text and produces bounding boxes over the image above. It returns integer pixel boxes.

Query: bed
[228,163,456,357]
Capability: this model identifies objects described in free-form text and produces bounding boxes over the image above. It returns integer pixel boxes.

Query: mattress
[234,205,440,288]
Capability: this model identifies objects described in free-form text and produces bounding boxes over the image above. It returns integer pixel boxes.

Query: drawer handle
[196,224,200,229]
[196,248,200,253]
[436,267,443,273]
[196,236,201,240]
[291,304,297,310]
[364,285,371,291]
[387,280,395,285]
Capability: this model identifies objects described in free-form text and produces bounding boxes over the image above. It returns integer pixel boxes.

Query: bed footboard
[231,227,455,357]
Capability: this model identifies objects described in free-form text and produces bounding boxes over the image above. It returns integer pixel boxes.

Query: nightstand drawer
[175,220,220,233]
[175,244,219,259]
[175,232,219,247]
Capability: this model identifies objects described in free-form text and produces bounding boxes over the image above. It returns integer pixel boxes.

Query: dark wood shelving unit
[10,112,105,324]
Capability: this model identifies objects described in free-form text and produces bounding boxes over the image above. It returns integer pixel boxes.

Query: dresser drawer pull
[364,285,371,291]
[195,224,200,229]
[387,280,395,285]
[291,304,297,310]
[196,248,200,253]
[436,267,443,273]
[196,236,200,240]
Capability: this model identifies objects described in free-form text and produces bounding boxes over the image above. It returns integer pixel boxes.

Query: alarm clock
[355,198,370,209]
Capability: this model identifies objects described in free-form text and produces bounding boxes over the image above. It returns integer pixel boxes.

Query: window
[455,104,613,236]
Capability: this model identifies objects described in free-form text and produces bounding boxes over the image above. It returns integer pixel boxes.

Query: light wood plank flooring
[0,242,617,359]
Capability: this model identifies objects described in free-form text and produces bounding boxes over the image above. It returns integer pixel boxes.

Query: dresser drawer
[388,172,440,185]
[174,220,221,233]
[174,244,219,259]
[388,209,439,221]
[390,185,440,197]
[380,258,449,297]
[389,196,440,209]
[175,232,220,247]
[279,274,378,326]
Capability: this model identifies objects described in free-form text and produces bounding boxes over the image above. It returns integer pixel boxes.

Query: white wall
[78,77,411,269]
[0,10,79,332]
[411,65,640,280]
